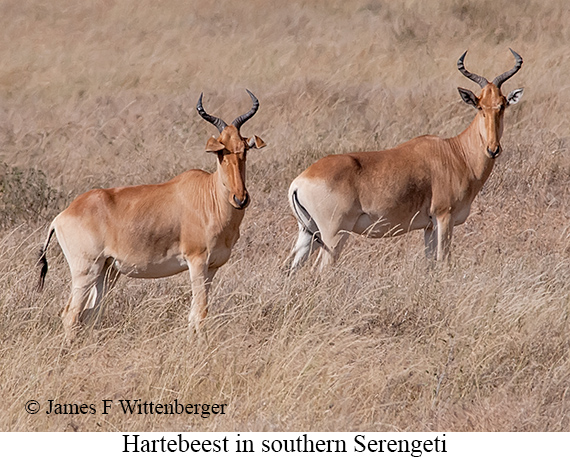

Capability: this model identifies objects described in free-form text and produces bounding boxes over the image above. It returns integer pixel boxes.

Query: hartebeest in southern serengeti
[37,90,266,341]
[289,49,524,270]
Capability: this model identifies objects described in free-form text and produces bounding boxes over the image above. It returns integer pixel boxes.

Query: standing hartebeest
[288,49,524,270]
[37,90,266,341]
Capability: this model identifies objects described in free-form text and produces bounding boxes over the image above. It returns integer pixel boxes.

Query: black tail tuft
[36,227,55,292]
[37,251,48,292]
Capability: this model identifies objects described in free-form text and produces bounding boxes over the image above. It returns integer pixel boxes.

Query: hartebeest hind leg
[291,225,312,268]
[61,257,120,342]
[187,257,218,332]
[315,230,350,271]
[289,223,322,271]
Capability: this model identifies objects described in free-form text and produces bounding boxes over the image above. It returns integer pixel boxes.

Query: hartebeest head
[197,90,266,209]
[457,48,524,159]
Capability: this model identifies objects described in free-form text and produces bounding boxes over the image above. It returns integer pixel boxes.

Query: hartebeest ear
[458,87,479,108]
[205,136,226,153]
[506,88,524,106]
[247,135,266,149]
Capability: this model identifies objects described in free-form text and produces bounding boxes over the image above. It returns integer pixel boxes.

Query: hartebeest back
[37,90,266,341]
[289,49,523,270]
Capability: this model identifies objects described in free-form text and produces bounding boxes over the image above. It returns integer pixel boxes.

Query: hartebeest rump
[37,90,266,341]
[289,49,524,269]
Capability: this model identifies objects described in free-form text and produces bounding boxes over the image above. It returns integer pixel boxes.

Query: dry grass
[1,0,569,432]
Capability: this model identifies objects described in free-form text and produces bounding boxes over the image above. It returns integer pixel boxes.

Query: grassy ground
[1,0,569,431]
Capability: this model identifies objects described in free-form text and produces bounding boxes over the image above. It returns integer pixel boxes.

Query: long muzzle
[232,192,249,210]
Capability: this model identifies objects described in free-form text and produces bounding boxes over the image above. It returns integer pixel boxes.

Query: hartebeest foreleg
[422,212,454,262]
[424,225,438,260]
[435,213,454,261]
[187,257,218,332]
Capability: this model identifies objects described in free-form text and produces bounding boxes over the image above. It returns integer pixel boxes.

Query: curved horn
[457,50,488,89]
[231,89,259,130]
[196,93,227,133]
[492,48,523,89]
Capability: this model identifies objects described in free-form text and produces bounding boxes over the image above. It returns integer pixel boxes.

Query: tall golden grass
[1,0,569,431]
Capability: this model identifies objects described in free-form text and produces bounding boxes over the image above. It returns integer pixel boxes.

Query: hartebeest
[37,90,266,341]
[289,49,523,269]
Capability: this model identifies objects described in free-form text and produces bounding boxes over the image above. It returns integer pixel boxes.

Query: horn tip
[509,48,523,63]
[245,88,258,103]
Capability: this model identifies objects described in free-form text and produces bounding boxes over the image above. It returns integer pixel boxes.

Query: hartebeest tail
[288,49,524,270]
[37,225,55,292]
[291,190,322,244]
[37,90,265,342]
[289,189,326,269]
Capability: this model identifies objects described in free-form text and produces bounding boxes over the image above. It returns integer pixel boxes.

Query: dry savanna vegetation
[1,0,569,432]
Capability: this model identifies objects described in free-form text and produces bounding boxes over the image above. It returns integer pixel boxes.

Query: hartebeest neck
[454,114,497,185]
[211,167,247,226]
